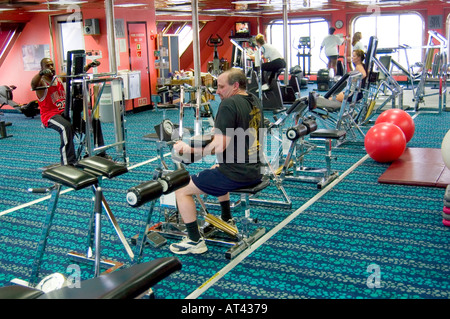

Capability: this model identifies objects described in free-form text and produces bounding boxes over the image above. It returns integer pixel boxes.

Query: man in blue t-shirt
[170,68,264,255]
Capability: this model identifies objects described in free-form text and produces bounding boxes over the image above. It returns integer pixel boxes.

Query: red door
[127,22,151,110]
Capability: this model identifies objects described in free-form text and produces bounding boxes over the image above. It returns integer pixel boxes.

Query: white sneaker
[169,237,208,255]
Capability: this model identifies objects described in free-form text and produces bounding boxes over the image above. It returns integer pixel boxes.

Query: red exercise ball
[375,109,415,143]
[364,122,406,163]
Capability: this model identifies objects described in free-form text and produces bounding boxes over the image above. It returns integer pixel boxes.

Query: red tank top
[38,78,66,127]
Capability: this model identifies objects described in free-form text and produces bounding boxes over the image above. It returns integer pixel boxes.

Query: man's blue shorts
[191,167,261,197]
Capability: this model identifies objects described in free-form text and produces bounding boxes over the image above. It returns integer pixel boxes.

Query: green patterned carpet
[0,91,449,299]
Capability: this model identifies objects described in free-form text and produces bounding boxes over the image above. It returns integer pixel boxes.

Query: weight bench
[279,117,319,183]
[0,257,181,299]
[308,128,346,189]
[25,156,130,287]
[72,156,131,272]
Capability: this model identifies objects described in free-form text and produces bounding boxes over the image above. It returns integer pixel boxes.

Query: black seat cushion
[76,156,128,179]
[231,176,270,194]
[38,257,182,299]
[310,129,346,140]
[0,285,44,299]
[0,257,182,299]
[42,165,98,190]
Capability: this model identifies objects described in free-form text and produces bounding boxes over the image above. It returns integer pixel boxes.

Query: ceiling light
[231,1,266,4]
[29,9,62,12]
[115,3,147,8]
[44,1,88,5]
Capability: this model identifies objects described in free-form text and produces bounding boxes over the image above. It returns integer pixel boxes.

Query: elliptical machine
[206,34,224,77]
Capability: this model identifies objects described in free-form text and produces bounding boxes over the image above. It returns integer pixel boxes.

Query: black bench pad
[310,129,346,140]
[39,257,181,299]
[0,285,44,299]
[77,156,128,179]
[0,257,181,299]
[231,176,270,195]
[42,165,98,190]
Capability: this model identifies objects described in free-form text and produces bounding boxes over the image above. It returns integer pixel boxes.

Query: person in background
[335,49,366,102]
[352,32,365,52]
[320,27,344,76]
[253,33,286,91]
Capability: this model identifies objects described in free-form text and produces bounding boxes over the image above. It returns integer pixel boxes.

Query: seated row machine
[136,130,269,260]
[127,166,269,260]
[271,93,346,189]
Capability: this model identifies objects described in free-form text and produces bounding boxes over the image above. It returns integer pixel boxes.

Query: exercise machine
[297,37,311,76]
[309,71,365,145]
[0,85,13,139]
[12,156,134,291]
[376,44,415,90]
[269,93,346,189]
[141,122,267,259]
[354,36,404,125]
[0,85,40,139]
[0,85,40,118]
[30,50,128,163]
[247,67,286,113]
[413,30,448,113]
[66,50,128,162]
[178,84,214,136]
[207,34,224,77]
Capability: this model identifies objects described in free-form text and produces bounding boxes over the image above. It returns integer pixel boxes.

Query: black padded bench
[0,257,181,299]
[29,156,130,286]
[309,128,346,189]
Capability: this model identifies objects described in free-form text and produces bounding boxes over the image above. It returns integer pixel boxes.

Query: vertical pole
[191,0,201,88]
[30,185,61,286]
[105,0,117,74]
[283,0,289,85]
[94,187,103,277]
[192,0,202,135]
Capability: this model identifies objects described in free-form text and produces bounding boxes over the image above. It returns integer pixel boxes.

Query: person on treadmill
[320,27,344,76]
[169,68,264,255]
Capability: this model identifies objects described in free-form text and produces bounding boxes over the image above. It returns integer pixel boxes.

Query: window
[156,21,206,57]
[353,13,424,74]
[53,14,85,72]
[177,23,193,55]
[59,20,85,62]
[267,18,329,74]
[0,23,24,67]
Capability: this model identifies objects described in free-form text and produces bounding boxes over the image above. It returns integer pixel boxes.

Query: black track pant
[47,114,76,165]
[261,58,286,85]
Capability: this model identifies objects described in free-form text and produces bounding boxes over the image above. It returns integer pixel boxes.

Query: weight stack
[317,69,330,91]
